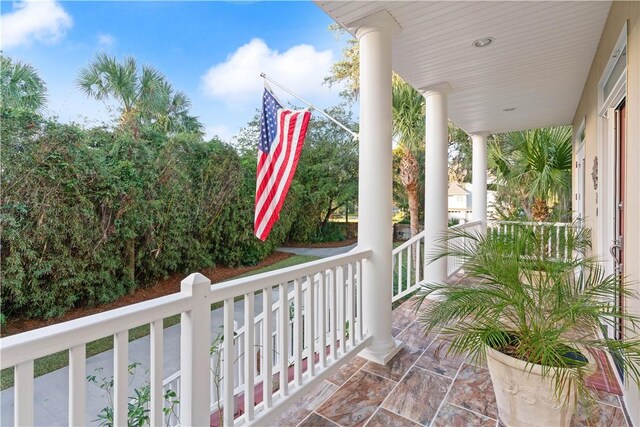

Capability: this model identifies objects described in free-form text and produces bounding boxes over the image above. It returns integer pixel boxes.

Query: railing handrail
[0,293,192,369]
[393,220,484,256]
[1,248,372,372]
[450,220,484,230]
[392,230,425,254]
[210,247,372,302]
[489,220,571,227]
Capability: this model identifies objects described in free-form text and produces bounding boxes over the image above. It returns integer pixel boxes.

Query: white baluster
[262,287,273,410]
[223,299,235,427]
[150,320,163,427]
[406,245,412,291]
[347,262,355,348]
[392,253,397,297]
[244,293,255,421]
[293,278,302,387]
[416,239,421,285]
[338,265,346,354]
[278,284,289,398]
[329,268,337,361]
[398,250,403,295]
[14,360,34,426]
[306,274,315,378]
[69,344,86,427]
[356,260,363,342]
[114,330,128,427]
[319,271,327,368]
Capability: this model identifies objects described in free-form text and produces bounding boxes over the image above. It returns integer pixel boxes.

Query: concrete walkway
[1,245,347,426]
[277,243,357,258]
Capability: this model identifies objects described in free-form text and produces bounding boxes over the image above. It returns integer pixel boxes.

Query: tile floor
[271,299,630,427]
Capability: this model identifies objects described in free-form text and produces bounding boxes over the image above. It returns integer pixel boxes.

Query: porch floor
[271,291,630,427]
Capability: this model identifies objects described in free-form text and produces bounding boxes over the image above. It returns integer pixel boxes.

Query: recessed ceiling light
[472,37,494,48]
[503,107,516,112]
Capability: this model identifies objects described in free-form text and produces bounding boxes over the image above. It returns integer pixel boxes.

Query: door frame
[574,119,586,222]
[597,24,627,281]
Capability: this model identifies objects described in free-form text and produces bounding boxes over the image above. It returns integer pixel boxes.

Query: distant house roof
[448,183,468,196]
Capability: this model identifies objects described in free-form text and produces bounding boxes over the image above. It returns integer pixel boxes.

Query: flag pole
[260,72,359,140]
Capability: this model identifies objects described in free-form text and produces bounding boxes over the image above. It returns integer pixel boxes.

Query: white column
[423,85,450,284]
[351,10,402,365]
[471,133,489,227]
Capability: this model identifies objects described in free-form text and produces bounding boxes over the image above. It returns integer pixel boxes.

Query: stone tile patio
[272,299,630,427]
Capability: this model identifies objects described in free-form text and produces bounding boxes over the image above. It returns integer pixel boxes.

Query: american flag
[254,87,311,241]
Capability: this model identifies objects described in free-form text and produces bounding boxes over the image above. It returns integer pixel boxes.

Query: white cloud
[1,0,73,48]
[97,33,116,48]
[206,124,234,142]
[201,38,335,107]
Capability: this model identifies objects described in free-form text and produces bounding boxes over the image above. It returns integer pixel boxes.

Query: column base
[359,338,403,365]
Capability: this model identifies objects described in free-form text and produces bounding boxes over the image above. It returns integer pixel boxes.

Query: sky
[0,0,349,142]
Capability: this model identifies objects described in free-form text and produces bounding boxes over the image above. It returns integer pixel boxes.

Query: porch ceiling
[315,1,612,135]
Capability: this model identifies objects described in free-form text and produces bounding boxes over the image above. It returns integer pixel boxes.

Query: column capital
[348,10,402,39]
[471,131,491,138]
[420,82,452,97]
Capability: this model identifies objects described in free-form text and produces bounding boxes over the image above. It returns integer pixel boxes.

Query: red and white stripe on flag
[254,108,311,240]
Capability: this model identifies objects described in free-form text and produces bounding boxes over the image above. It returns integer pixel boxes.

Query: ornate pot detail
[485,346,593,427]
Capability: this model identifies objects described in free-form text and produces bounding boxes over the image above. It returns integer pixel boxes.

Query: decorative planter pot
[486,346,586,427]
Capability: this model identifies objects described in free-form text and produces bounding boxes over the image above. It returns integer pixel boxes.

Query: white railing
[391,221,485,302]
[392,230,425,302]
[446,220,484,277]
[0,247,372,427]
[488,220,574,261]
[1,291,194,427]
[210,248,371,427]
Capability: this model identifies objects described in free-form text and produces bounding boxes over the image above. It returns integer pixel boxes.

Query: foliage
[415,223,640,403]
[87,363,151,427]
[77,53,203,137]
[288,106,358,241]
[324,29,474,232]
[392,76,425,237]
[324,25,360,103]
[2,50,356,320]
[448,122,472,183]
[0,54,47,112]
[234,106,358,244]
[87,362,179,427]
[490,127,573,221]
[0,110,295,318]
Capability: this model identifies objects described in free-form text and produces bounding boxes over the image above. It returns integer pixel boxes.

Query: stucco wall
[572,2,639,424]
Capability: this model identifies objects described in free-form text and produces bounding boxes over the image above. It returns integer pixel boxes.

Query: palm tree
[155,82,203,136]
[0,55,47,112]
[491,127,572,222]
[392,76,425,237]
[77,53,202,137]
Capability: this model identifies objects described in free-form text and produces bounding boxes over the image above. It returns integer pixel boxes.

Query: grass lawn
[0,254,320,390]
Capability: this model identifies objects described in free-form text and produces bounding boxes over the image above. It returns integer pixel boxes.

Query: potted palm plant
[415,224,640,427]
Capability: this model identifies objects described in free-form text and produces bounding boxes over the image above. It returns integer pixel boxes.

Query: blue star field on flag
[259,88,282,153]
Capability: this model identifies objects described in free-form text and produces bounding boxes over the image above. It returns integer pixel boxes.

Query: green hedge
[0,109,302,318]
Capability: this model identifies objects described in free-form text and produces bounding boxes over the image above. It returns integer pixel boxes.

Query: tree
[325,27,477,237]
[0,55,47,112]
[298,106,359,231]
[77,53,202,137]
[154,80,204,136]
[490,127,572,221]
[324,25,360,103]
[448,122,472,183]
[234,105,359,243]
[392,76,425,237]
